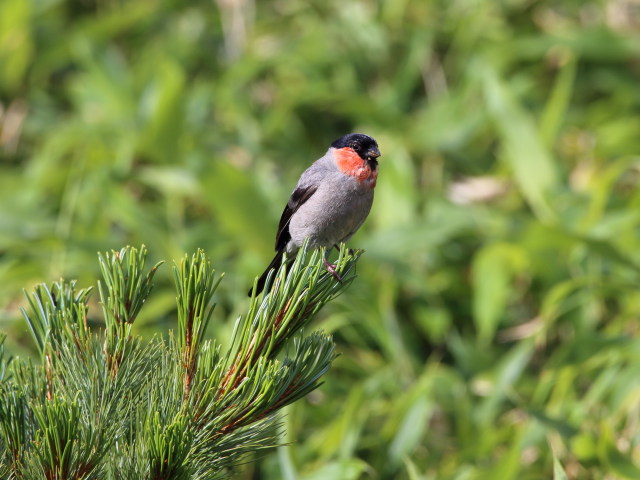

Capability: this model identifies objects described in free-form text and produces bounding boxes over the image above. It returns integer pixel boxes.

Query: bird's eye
[351,143,360,151]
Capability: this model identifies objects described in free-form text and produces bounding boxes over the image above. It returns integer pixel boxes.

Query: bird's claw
[323,257,343,283]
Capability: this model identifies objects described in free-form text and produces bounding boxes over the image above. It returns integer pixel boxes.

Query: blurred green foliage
[1,0,640,478]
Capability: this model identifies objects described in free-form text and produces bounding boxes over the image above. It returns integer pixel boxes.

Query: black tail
[248,251,284,297]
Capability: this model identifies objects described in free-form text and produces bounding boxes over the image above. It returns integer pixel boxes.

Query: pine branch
[221,245,359,394]
[98,245,163,376]
[20,281,92,401]
[0,244,362,479]
[173,250,222,400]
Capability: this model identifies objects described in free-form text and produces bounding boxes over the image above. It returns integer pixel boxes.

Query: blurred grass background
[2,0,640,478]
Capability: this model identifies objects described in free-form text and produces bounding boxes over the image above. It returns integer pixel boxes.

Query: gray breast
[287,172,374,252]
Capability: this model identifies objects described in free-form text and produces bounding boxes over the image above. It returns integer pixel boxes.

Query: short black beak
[367,146,381,160]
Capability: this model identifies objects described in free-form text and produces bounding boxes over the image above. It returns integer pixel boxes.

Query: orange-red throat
[334,147,378,187]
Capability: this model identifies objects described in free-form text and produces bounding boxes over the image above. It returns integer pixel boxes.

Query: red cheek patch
[334,147,378,188]
[335,147,362,173]
[334,147,377,187]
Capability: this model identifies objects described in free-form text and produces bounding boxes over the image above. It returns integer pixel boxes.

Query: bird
[249,133,381,296]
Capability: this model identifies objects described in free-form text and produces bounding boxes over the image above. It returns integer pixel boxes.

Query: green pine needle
[0,244,361,478]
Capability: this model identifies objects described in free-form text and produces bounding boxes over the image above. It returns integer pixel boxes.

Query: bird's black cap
[331,133,380,161]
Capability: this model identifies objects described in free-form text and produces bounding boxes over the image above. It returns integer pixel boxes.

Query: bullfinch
[249,133,380,296]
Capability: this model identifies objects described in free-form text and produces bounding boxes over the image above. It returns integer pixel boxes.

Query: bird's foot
[323,257,343,283]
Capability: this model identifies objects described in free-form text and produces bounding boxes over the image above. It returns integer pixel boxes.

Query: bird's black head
[331,133,381,165]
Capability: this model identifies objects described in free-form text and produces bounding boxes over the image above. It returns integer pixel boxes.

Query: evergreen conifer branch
[222,244,360,393]
[20,280,93,401]
[20,281,92,359]
[97,246,163,326]
[97,246,163,375]
[0,244,361,479]
[173,250,222,399]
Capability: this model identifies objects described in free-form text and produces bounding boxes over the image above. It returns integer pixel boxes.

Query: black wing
[275,185,317,251]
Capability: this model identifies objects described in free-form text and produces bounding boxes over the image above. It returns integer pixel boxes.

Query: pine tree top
[0,243,361,479]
